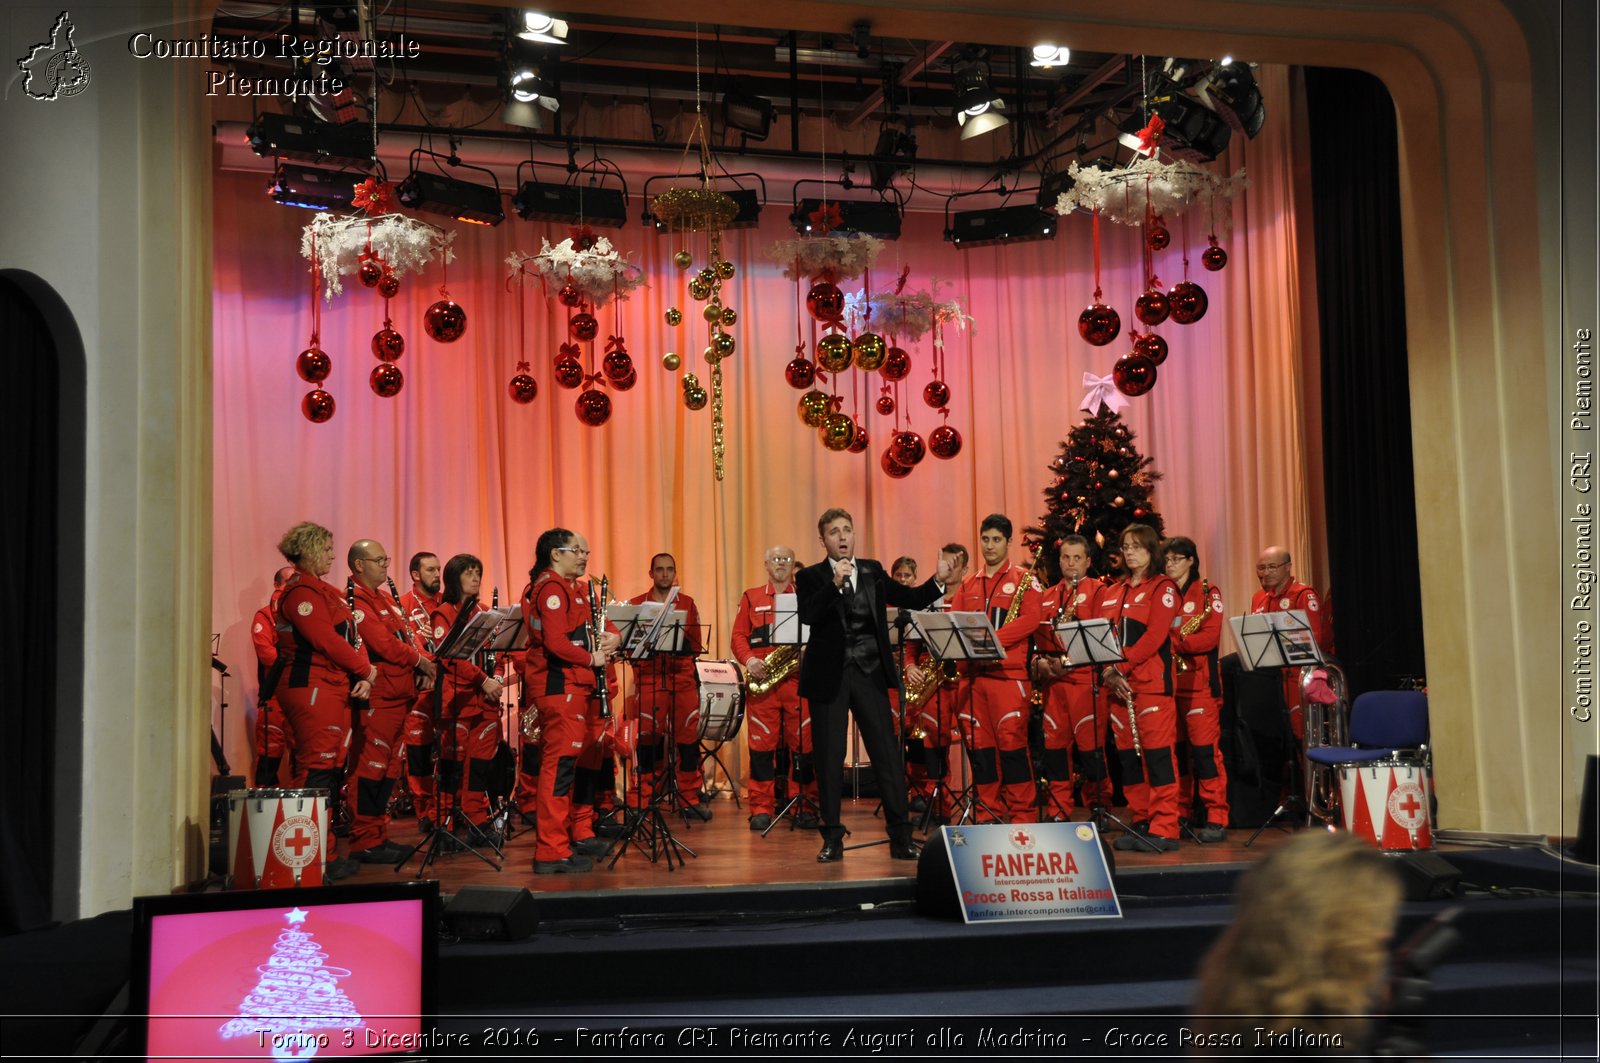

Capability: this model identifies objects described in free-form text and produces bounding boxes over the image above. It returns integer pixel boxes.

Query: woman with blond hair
[1191,831,1404,1051]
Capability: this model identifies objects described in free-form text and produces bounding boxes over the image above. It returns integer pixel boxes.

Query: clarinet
[388,577,414,645]
[344,576,363,651]
[589,575,612,720]
[484,587,499,676]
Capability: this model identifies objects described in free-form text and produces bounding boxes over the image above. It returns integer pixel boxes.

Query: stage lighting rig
[952,54,1009,140]
[396,150,505,226]
[869,127,918,192]
[1201,61,1265,138]
[246,113,372,165]
[722,85,775,141]
[947,203,1056,248]
[790,196,903,239]
[267,162,361,211]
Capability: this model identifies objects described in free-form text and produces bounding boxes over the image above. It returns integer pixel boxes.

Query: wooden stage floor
[361,794,1294,898]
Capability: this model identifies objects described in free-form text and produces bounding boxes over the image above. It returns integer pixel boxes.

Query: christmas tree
[1036,405,1164,581]
[218,906,364,1055]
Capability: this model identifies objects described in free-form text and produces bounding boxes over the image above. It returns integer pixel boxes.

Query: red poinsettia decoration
[568,224,598,251]
[1135,114,1166,155]
[808,202,844,235]
[352,178,396,215]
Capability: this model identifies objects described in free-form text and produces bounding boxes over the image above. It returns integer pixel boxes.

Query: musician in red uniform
[1250,545,1331,741]
[343,541,437,861]
[1163,537,1229,841]
[887,557,930,811]
[627,554,711,819]
[251,565,297,785]
[1098,524,1183,851]
[428,554,506,841]
[272,522,373,881]
[1032,535,1106,820]
[732,545,816,830]
[398,552,442,830]
[903,543,968,821]
[948,514,1043,824]
[523,528,619,873]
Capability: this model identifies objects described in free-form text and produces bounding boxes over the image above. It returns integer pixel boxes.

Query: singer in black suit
[796,507,950,861]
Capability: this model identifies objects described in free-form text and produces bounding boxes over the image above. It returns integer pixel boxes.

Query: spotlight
[1147,90,1233,163]
[397,164,505,226]
[1201,61,1265,138]
[722,85,774,141]
[246,113,372,165]
[952,58,1008,140]
[1037,169,1074,210]
[267,163,360,211]
[869,128,917,192]
[790,197,902,239]
[516,11,568,45]
[1030,44,1071,69]
[947,204,1056,248]
[513,181,628,227]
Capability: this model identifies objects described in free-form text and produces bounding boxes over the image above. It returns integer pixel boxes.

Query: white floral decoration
[1055,158,1247,228]
[300,212,454,299]
[842,288,973,342]
[508,235,646,308]
[764,233,885,282]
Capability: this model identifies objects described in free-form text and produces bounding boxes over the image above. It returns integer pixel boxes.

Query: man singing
[796,508,950,862]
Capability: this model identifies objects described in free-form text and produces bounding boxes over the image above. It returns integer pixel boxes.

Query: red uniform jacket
[627,589,703,687]
[730,581,797,665]
[522,572,598,697]
[352,581,426,700]
[1250,580,1330,653]
[275,570,371,688]
[1095,575,1180,695]
[1036,575,1103,687]
[431,599,493,715]
[1171,578,1226,698]
[399,586,441,649]
[949,562,1043,681]
[251,604,278,682]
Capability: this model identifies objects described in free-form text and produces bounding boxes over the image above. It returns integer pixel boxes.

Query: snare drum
[226,788,330,889]
[1337,757,1433,851]
[692,659,746,743]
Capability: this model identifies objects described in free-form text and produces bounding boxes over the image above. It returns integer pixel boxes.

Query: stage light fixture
[722,86,774,141]
[1201,61,1265,138]
[790,197,902,239]
[1037,169,1074,210]
[1030,44,1071,69]
[952,58,1008,141]
[516,11,569,45]
[267,162,361,211]
[513,181,629,227]
[397,169,505,226]
[1147,90,1233,163]
[869,128,917,192]
[246,113,372,165]
[947,204,1056,248]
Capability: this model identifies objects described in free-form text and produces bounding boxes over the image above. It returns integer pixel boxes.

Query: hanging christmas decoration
[806,281,846,322]
[1079,209,1121,347]
[369,362,404,397]
[844,286,972,343]
[1054,158,1246,228]
[358,259,383,288]
[852,332,888,372]
[1133,332,1169,366]
[799,388,831,426]
[682,372,709,410]
[881,450,913,479]
[819,411,857,451]
[923,380,951,408]
[575,387,612,427]
[569,311,599,342]
[1113,352,1159,396]
[890,430,926,466]
[301,389,336,423]
[1134,290,1170,327]
[662,352,682,371]
[816,332,854,373]
[1202,244,1228,271]
[929,424,963,460]
[767,233,885,285]
[297,231,336,421]
[1168,280,1209,324]
[302,208,453,299]
[1079,372,1132,415]
[508,231,646,309]
[371,325,404,362]
[876,394,897,417]
[880,346,912,381]
[553,345,585,389]
[297,347,331,383]
[508,362,538,404]
[785,357,817,390]
[848,425,871,453]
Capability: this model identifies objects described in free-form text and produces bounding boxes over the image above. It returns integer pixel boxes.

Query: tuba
[745,644,800,696]
[1302,661,1350,823]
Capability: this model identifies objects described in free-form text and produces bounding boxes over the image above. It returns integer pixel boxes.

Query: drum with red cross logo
[1336,758,1434,851]
[225,788,330,888]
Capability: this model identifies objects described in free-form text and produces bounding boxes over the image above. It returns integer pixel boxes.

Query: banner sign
[940,821,1122,923]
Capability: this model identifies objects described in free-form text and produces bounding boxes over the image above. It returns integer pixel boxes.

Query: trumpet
[745,645,800,696]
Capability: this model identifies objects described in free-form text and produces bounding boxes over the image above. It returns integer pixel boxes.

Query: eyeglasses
[556,546,591,557]
[358,555,389,565]
[770,556,795,564]
[1256,562,1287,573]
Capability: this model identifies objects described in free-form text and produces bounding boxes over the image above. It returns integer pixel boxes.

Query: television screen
[129,880,438,1060]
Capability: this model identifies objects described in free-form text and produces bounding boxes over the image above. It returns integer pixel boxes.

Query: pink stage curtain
[211,68,1316,775]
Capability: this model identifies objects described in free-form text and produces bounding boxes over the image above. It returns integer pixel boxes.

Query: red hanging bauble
[852,333,888,372]
[371,328,405,362]
[1167,281,1209,324]
[508,370,539,404]
[784,357,817,390]
[377,273,400,299]
[890,430,926,466]
[1202,245,1229,272]
[358,260,383,288]
[557,283,584,308]
[369,362,404,398]
[923,379,950,408]
[1147,224,1171,251]
[575,388,612,427]
[1113,352,1159,396]
[876,394,897,417]
[301,388,336,423]
[880,346,912,381]
[880,449,913,479]
[1078,303,1122,346]
[1134,332,1169,366]
[928,424,963,459]
[569,312,599,343]
[848,424,870,453]
[610,366,638,391]
[1134,290,1170,326]
[553,356,585,389]
[602,349,634,383]
[806,281,845,322]
[296,346,331,383]
[424,299,467,342]
[816,332,854,373]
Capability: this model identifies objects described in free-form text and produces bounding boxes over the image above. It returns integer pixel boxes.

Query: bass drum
[226,788,329,889]
[692,659,746,743]
[1337,757,1434,851]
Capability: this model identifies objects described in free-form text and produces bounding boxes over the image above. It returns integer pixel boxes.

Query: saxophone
[1173,579,1210,673]
[746,644,800,696]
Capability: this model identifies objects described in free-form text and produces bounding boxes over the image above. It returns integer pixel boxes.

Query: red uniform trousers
[252,698,295,784]
[277,680,352,792]
[1178,692,1230,826]
[345,691,409,850]
[916,682,961,816]
[744,682,815,816]
[442,706,500,825]
[1040,681,1088,816]
[401,694,437,822]
[1108,689,1181,839]
[960,675,1034,823]
[633,674,705,806]
[534,690,596,862]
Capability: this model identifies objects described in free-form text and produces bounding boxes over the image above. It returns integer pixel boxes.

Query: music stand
[1231,610,1325,846]
[907,610,1007,829]
[1051,617,1149,841]
[758,594,819,837]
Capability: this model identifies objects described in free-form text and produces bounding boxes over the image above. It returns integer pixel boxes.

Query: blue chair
[1305,690,1430,768]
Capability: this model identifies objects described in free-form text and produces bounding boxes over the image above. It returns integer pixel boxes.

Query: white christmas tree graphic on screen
[218,906,365,1060]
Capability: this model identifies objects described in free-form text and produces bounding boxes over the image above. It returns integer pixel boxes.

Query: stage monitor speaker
[914,826,1116,920]
[442,886,538,941]
[1575,755,1598,865]
[1388,851,1462,900]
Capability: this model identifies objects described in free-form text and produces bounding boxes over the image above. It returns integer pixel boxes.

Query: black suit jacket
[794,557,944,702]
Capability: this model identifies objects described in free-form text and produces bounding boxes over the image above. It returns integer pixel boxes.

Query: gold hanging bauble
[716,260,736,280]
[704,344,722,365]
[684,386,709,410]
[816,332,854,373]
[712,332,736,359]
[665,307,683,326]
[697,267,717,287]
[819,411,856,451]
[674,250,694,269]
[688,277,711,301]
[720,307,738,327]
[662,352,682,371]
[852,332,888,371]
[703,303,724,323]
[798,388,830,427]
